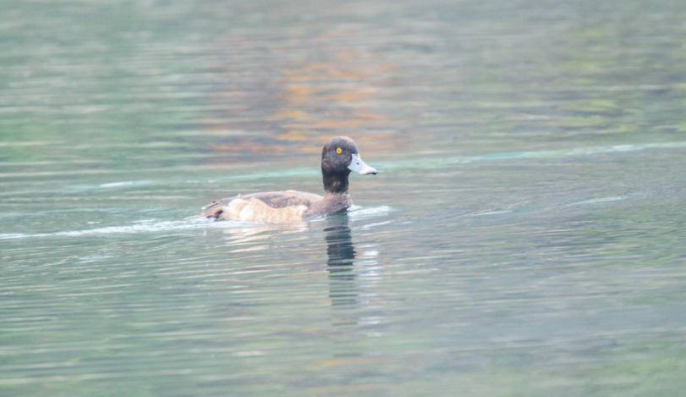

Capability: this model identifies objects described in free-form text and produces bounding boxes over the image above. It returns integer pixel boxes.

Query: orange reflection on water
[205,29,403,158]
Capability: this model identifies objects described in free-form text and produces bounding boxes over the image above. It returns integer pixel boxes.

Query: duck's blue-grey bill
[348,153,378,175]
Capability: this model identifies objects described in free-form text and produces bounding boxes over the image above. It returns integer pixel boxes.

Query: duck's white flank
[221,198,308,224]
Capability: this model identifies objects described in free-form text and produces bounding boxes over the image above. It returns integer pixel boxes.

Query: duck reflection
[324,214,359,310]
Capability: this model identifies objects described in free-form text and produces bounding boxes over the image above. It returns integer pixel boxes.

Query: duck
[201,136,378,223]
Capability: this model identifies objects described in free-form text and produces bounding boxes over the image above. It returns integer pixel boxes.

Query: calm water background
[2,0,686,396]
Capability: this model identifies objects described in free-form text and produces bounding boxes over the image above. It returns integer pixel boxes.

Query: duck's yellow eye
[335,147,343,155]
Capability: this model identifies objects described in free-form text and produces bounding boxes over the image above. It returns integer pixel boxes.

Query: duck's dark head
[321,136,377,194]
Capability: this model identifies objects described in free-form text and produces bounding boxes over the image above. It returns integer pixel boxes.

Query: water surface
[2,0,686,396]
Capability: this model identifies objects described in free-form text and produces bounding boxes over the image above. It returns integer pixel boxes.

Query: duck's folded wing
[244,191,322,208]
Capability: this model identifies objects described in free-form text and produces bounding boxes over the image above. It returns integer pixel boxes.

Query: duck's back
[202,190,324,223]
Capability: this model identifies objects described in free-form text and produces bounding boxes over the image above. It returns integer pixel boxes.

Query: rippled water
[3,0,686,396]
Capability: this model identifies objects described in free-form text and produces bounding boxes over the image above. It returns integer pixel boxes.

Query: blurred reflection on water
[325,215,362,331]
[326,215,358,307]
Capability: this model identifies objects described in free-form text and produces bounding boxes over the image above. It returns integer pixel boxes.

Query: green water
[3,0,686,396]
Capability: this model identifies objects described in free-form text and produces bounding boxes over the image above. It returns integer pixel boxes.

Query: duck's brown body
[201,191,351,223]
[201,136,375,224]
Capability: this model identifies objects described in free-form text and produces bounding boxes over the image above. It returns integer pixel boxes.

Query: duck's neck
[323,170,350,195]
